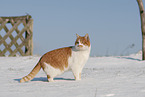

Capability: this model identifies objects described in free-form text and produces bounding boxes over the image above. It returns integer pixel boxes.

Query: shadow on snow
[14,77,75,83]
[116,56,142,61]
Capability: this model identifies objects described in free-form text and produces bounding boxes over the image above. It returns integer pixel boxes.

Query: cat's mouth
[75,45,89,51]
[77,45,83,48]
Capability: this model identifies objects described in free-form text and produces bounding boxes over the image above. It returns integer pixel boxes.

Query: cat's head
[75,33,91,50]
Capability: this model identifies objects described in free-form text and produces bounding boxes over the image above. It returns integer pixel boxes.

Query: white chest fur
[68,46,91,80]
[69,47,90,67]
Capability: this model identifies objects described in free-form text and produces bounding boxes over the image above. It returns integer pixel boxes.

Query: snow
[0,52,145,97]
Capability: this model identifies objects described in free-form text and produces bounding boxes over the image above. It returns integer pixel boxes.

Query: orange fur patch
[40,47,72,71]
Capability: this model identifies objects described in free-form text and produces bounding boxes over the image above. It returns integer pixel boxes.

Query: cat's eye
[76,41,79,44]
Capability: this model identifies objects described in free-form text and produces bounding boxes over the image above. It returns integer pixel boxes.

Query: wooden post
[30,19,33,55]
[25,15,33,56]
[137,0,145,60]
[25,15,29,55]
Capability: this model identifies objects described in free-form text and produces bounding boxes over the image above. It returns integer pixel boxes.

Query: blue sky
[0,0,144,56]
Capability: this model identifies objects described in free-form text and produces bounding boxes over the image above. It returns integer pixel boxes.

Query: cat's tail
[20,62,41,83]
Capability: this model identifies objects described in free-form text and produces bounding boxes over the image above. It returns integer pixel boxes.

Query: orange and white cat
[20,34,91,83]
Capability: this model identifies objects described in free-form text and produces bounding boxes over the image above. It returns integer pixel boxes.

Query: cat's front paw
[75,78,81,81]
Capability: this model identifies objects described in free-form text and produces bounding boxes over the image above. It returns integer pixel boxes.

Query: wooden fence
[0,15,33,56]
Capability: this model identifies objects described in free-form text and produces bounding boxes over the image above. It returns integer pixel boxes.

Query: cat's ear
[85,33,89,40]
[76,34,80,38]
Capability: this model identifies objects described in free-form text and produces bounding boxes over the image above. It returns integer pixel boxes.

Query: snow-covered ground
[0,52,145,97]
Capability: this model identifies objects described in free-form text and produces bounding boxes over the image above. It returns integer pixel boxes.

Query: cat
[20,33,91,83]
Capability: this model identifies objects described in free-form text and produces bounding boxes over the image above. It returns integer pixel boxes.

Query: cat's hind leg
[43,62,62,82]
[47,75,54,82]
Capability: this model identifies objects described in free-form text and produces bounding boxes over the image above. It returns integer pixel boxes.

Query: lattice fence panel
[0,15,33,56]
